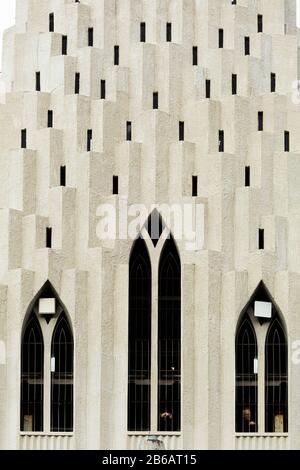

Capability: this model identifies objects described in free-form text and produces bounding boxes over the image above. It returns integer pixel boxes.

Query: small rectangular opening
[179,121,185,141]
[87,129,93,151]
[140,22,146,42]
[258,111,263,131]
[153,92,158,110]
[259,229,264,250]
[245,36,250,55]
[113,176,119,195]
[219,130,224,152]
[166,23,172,42]
[75,73,80,94]
[126,121,132,141]
[60,166,66,186]
[114,45,119,65]
[36,72,41,91]
[257,14,263,33]
[192,176,198,197]
[101,80,106,99]
[62,35,68,55]
[219,29,224,48]
[49,13,54,32]
[245,166,250,187]
[232,74,237,95]
[206,79,211,99]
[21,129,27,149]
[271,73,276,93]
[46,228,52,249]
[193,46,198,66]
[284,131,290,152]
[47,110,53,128]
[88,27,94,47]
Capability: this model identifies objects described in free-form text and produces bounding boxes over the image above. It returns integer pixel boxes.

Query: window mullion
[42,322,52,434]
[151,255,159,432]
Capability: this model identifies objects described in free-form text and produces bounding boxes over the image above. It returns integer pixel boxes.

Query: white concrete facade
[0,0,300,450]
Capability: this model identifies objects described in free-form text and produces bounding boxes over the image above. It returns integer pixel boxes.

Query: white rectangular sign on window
[51,357,55,373]
[254,358,258,374]
[254,301,272,318]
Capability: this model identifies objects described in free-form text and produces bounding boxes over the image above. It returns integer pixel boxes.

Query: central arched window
[235,282,288,434]
[128,213,181,433]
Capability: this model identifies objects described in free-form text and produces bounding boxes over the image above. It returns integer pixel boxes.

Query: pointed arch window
[128,238,151,431]
[21,314,44,432]
[51,314,74,432]
[265,318,288,433]
[20,281,74,435]
[236,317,258,433]
[235,282,288,434]
[158,237,181,432]
[128,214,181,434]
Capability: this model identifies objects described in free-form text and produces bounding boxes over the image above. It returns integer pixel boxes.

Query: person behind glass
[160,409,173,431]
[243,407,256,432]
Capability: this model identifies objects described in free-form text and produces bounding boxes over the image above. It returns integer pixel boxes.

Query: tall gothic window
[158,237,181,432]
[21,314,44,432]
[236,317,258,433]
[235,282,288,434]
[265,318,288,433]
[128,238,151,431]
[128,213,181,433]
[20,281,74,434]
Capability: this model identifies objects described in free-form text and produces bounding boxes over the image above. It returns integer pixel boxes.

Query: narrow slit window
[87,129,93,151]
[258,111,264,131]
[36,72,41,91]
[245,37,250,55]
[192,176,198,197]
[62,35,68,55]
[258,14,263,33]
[75,73,80,94]
[153,92,159,110]
[47,110,53,128]
[179,121,185,141]
[271,73,276,93]
[140,22,146,42]
[192,46,198,66]
[284,131,290,152]
[113,176,119,195]
[46,228,52,249]
[259,229,264,250]
[206,79,211,99]
[88,27,94,47]
[219,130,224,152]
[166,23,172,42]
[219,29,224,48]
[232,74,237,95]
[49,13,54,32]
[114,45,119,65]
[245,166,250,187]
[101,80,106,99]
[126,121,132,141]
[21,129,27,149]
[60,166,66,186]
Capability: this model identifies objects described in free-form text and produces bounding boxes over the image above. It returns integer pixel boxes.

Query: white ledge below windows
[19,433,74,450]
[235,433,289,450]
[127,433,182,450]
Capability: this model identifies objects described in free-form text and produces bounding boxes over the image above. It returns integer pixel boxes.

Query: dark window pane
[235,317,258,433]
[51,314,74,432]
[21,315,44,432]
[128,238,151,431]
[158,237,181,432]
